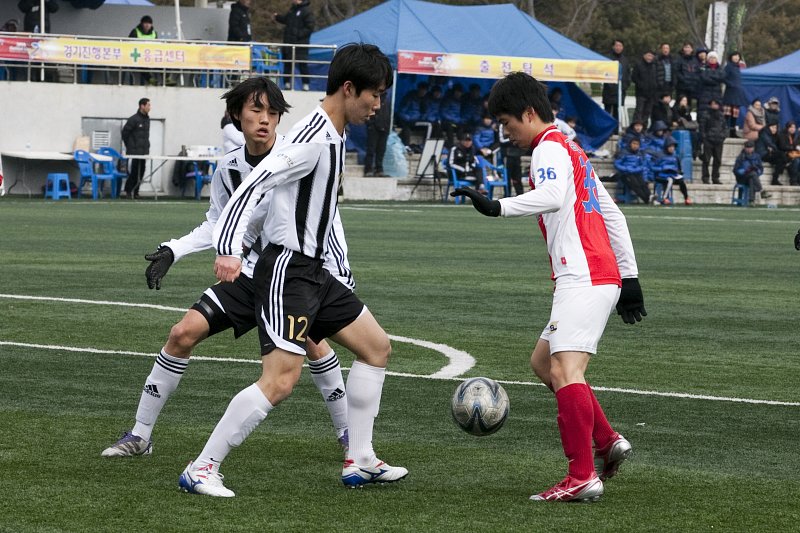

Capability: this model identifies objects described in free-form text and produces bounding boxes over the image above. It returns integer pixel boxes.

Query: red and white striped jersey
[499,125,638,288]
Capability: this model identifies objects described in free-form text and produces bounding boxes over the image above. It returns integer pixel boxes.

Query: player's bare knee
[168,320,203,353]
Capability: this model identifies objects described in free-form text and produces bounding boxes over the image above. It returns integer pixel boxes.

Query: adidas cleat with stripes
[594,433,632,481]
[178,461,235,498]
[101,431,153,457]
[341,458,408,488]
[530,474,604,503]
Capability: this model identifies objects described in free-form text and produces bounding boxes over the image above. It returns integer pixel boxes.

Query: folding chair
[409,138,445,200]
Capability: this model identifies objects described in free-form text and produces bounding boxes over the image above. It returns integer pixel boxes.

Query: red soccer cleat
[529,474,603,502]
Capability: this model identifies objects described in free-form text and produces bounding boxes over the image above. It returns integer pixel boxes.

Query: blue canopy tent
[310,0,617,151]
[741,49,800,127]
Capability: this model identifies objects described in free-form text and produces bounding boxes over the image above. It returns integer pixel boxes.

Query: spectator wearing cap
[734,140,769,202]
[765,97,781,127]
[448,132,486,193]
[699,98,726,184]
[722,51,748,137]
[675,42,700,111]
[697,50,724,120]
[743,98,766,141]
[632,50,659,127]
[755,121,786,185]
[129,15,158,86]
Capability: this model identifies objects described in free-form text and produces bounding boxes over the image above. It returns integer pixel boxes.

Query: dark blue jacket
[734,151,764,176]
[614,148,646,174]
[423,95,442,122]
[755,127,780,158]
[722,62,748,107]
[440,93,463,123]
[676,53,700,98]
[651,152,682,178]
[397,92,425,122]
[697,64,724,106]
[473,125,497,150]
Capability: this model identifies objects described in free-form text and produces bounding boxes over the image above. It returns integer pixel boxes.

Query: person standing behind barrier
[631,50,658,127]
[122,98,151,199]
[274,0,314,91]
[227,0,252,42]
[129,16,158,86]
[364,94,391,177]
[601,39,630,122]
[675,42,698,111]
[18,0,57,33]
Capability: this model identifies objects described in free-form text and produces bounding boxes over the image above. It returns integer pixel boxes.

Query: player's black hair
[138,97,150,107]
[222,76,290,131]
[487,72,554,123]
[326,43,393,96]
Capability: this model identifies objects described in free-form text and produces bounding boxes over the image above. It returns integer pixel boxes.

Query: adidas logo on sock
[144,384,161,398]
[326,388,345,402]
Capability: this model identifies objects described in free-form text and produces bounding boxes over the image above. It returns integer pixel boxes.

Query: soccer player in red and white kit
[452,72,647,503]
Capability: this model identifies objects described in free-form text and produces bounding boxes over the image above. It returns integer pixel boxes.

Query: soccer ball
[451,377,509,436]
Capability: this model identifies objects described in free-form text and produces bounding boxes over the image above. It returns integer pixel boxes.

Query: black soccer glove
[795,229,800,251]
[616,277,647,325]
[144,246,175,290]
[450,188,501,217]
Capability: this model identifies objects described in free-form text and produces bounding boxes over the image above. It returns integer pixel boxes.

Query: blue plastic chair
[74,150,116,200]
[96,147,127,198]
[444,166,479,204]
[480,155,510,200]
[731,183,750,206]
[252,45,283,77]
[182,161,213,200]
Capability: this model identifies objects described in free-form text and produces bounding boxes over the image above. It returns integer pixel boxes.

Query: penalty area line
[1,341,797,407]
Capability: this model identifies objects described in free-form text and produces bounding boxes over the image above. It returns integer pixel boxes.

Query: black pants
[614,172,651,203]
[736,170,763,194]
[701,140,723,183]
[634,95,656,126]
[125,158,146,196]
[364,127,389,174]
[501,147,523,195]
[282,46,309,85]
[761,151,787,184]
[603,103,619,121]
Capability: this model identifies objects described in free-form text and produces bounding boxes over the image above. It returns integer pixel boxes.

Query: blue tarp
[310,0,616,151]
[741,49,800,128]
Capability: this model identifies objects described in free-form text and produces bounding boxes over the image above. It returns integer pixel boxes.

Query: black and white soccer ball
[451,377,509,436]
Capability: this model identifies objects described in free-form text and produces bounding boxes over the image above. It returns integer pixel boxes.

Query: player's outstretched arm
[144,246,175,290]
[616,277,647,324]
[450,188,501,217]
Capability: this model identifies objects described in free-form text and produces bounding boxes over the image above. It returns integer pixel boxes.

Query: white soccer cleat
[529,474,604,502]
[341,458,408,488]
[101,431,153,457]
[594,433,633,481]
[178,461,235,498]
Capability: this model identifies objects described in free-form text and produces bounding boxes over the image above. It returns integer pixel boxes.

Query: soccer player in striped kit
[452,72,647,503]
[101,77,352,459]
[179,44,407,497]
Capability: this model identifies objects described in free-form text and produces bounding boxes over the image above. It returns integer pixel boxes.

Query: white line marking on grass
[340,206,424,213]
[0,294,473,379]
[1,340,797,407]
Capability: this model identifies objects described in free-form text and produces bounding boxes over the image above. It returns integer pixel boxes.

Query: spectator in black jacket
[655,43,676,98]
[274,0,315,91]
[764,96,781,128]
[227,0,252,42]
[675,42,699,110]
[601,39,630,122]
[722,51,748,137]
[18,0,58,33]
[697,50,724,120]
[364,94,391,177]
[699,98,726,184]
[632,50,659,127]
[651,93,676,130]
[122,98,151,199]
[756,122,787,185]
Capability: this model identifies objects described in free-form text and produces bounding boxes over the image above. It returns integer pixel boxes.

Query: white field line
[1,340,797,407]
[0,293,473,379]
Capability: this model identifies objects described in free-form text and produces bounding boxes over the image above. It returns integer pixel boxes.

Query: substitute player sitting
[452,72,646,503]
[178,44,406,498]
[102,77,352,459]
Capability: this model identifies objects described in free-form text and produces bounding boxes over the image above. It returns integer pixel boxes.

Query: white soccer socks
[194,383,273,470]
[345,360,386,465]
[308,350,348,438]
[132,350,189,441]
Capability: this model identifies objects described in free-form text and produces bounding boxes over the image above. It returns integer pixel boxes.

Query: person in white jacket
[452,72,646,503]
[102,77,352,460]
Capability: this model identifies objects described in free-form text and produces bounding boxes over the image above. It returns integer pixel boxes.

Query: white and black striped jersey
[162,139,354,289]
[213,106,345,262]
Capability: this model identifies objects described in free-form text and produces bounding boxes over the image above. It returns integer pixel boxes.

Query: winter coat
[460,94,484,127]
[651,152,682,178]
[473,125,497,151]
[614,148,645,174]
[449,144,480,175]
[733,151,763,177]
[440,93,463,123]
[129,23,157,39]
[697,64,724,106]
[651,101,675,128]
[755,127,780,158]
[275,0,314,45]
[18,0,58,33]
[700,108,727,144]
[632,59,659,97]
[122,110,150,155]
[743,106,765,141]
[619,125,645,151]
[602,50,631,105]
[722,62,748,107]
[396,92,425,123]
[655,54,677,94]
[227,1,252,42]
[675,53,700,98]
[422,95,442,122]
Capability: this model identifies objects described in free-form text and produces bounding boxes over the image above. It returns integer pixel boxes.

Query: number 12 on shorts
[286,314,308,342]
